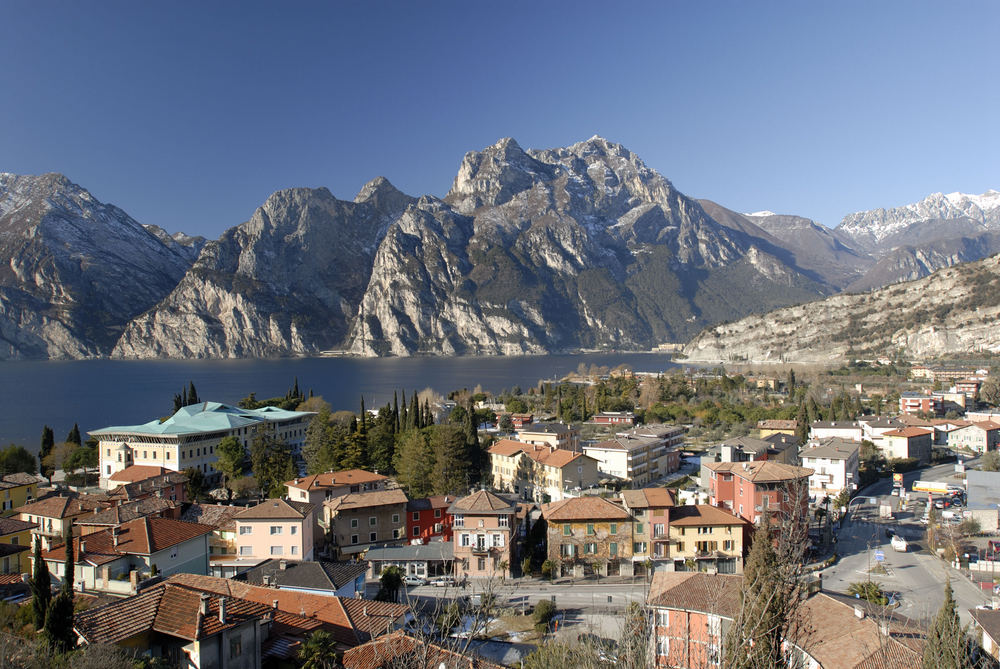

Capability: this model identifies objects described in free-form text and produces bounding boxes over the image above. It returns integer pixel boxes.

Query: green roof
[89,402,314,437]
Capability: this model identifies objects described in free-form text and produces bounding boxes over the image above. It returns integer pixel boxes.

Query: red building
[406,495,454,543]
[899,392,942,415]
[591,411,636,425]
[704,461,813,525]
[511,413,533,429]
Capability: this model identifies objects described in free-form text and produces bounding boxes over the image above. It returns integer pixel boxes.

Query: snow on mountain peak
[744,210,777,218]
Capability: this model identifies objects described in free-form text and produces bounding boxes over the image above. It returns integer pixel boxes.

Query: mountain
[112,179,415,358]
[0,173,199,359]
[682,253,1000,364]
[341,137,830,356]
[142,224,206,264]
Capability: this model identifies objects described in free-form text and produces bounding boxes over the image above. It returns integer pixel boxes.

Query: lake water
[0,353,677,449]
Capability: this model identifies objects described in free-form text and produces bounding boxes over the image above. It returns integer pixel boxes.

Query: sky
[1,1,998,238]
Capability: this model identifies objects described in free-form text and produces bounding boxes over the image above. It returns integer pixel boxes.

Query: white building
[800,437,860,500]
[583,424,684,486]
[91,402,314,488]
[808,421,862,442]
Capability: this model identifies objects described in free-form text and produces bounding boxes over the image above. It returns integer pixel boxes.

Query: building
[971,606,1000,661]
[487,439,601,502]
[0,517,35,573]
[510,413,533,429]
[667,505,748,574]
[540,496,634,578]
[76,497,181,537]
[364,541,454,581]
[591,411,636,426]
[964,470,1000,532]
[406,495,455,543]
[323,489,409,558]
[92,402,314,486]
[620,488,675,568]
[16,494,106,549]
[285,469,390,508]
[39,517,213,595]
[342,630,506,669]
[808,421,863,442]
[105,465,188,503]
[449,490,519,580]
[584,424,684,486]
[0,473,44,515]
[514,422,580,451]
[182,503,245,577]
[755,420,798,439]
[879,427,933,464]
[898,392,942,416]
[800,437,861,499]
[955,378,982,398]
[858,416,904,443]
[947,421,1000,453]
[236,558,367,598]
[704,461,813,525]
[234,499,316,563]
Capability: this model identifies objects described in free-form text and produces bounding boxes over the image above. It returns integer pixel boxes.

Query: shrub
[533,599,557,633]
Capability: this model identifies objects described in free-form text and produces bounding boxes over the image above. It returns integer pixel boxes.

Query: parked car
[403,575,428,587]
[891,535,908,552]
[430,576,456,587]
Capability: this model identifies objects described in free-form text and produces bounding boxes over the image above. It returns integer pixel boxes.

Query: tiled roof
[181,503,243,532]
[970,607,1000,648]
[108,465,169,483]
[0,543,29,558]
[668,505,747,527]
[647,572,742,615]
[810,421,860,428]
[447,490,516,515]
[540,496,631,522]
[801,437,861,460]
[721,435,773,453]
[486,439,585,468]
[75,498,176,527]
[516,422,575,435]
[406,495,455,512]
[325,490,409,513]
[108,472,187,501]
[235,498,315,520]
[882,427,934,438]
[706,461,814,483]
[0,517,36,535]
[16,495,104,519]
[285,469,388,491]
[0,473,44,489]
[43,517,212,564]
[342,630,505,669]
[620,488,676,510]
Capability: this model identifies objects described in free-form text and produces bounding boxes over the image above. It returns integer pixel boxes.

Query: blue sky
[2,1,997,237]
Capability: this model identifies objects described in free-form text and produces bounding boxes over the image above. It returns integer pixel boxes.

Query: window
[270,526,283,535]
[707,614,722,637]
[290,526,297,535]
[563,524,572,536]
[460,534,471,547]
[492,533,505,547]
[412,511,420,521]
[434,509,442,518]
[351,518,359,528]
[723,540,734,551]
[454,514,464,527]
[560,544,574,558]
[239,546,253,556]
[499,515,509,528]
[585,542,596,554]
[230,638,242,659]
[369,532,377,542]
[351,534,359,545]
[143,451,147,459]
[270,546,283,556]
[413,526,420,537]
[633,542,647,553]
[587,524,595,535]
[654,523,665,537]
[636,523,644,534]
[392,513,400,524]
[697,527,711,535]
[657,638,669,657]
[477,557,486,571]
[369,516,377,527]
[170,547,178,559]
[291,546,298,555]
[656,609,669,626]
[610,523,617,535]
[393,529,400,539]
[239,526,252,535]
[609,542,618,556]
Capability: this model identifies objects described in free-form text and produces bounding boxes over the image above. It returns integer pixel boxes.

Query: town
[2,362,1000,668]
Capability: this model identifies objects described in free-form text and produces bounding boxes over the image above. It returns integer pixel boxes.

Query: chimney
[279,559,287,570]
[218,597,227,624]
[272,599,279,609]
[363,606,368,617]
[199,593,210,616]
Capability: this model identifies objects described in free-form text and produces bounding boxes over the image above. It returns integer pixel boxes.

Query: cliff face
[682,254,1000,364]
[113,179,414,358]
[0,173,197,359]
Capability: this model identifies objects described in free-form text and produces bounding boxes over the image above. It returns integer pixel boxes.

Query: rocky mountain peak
[445,137,556,214]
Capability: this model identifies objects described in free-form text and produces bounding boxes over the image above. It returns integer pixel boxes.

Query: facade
[406,495,455,543]
[755,420,798,439]
[92,402,314,486]
[234,499,316,562]
[971,606,1000,661]
[583,424,684,486]
[898,392,942,415]
[181,503,244,577]
[800,437,861,499]
[39,517,212,595]
[947,421,1000,453]
[0,473,43,515]
[514,422,580,451]
[540,496,634,578]
[487,439,602,502]
[449,490,519,580]
[364,541,454,581]
[17,494,106,549]
[620,488,675,566]
[808,421,863,442]
[705,461,813,525]
[591,411,636,425]
[106,466,188,502]
[324,489,409,558]
[879,427,933,463]
[0,517,35,573]
[964,470,1000,533]
[858,416,904,443]
[285,469,390,508]
[667,505,748,574]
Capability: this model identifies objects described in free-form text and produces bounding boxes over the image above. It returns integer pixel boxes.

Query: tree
[40,425,54,463]
[302,405,332,474]
[65,424,82,446]
[184,467,206,501]
[0,444,37,475]
[61,523,75,598]
[30,536,51,630]
[249,427,295,498]
[367,406,397,475]
[376,566,403,603]
[42,591,74,652]
[42,441,76,476]
[922,581,972,668]
[847,580,888,605]
[498,414,514,432]
[393,429,435,498]
[215,436,247,498]
[980,379,1000,407]
[981,450,1000,472]
[298,629,338,669]
[63,444,97,478]
[188,381,200,406]
[429,424,470,495]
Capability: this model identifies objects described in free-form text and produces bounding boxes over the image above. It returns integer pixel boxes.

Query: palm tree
[299,630,338,669]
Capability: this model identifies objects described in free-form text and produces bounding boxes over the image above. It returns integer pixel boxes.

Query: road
[822,455,990,624]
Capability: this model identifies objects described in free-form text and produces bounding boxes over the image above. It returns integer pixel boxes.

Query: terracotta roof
[668,505,747,527]
[540,496,631,522]
[0,543,28,558]
[43,517,212,565]
[705,461,814,483]
[882,427,934,438]
[620,488,676,510]
[0,517,36,535]
[448,490,517,515]
[0,473,44,488]
[166,572,407,645]
[181,503,243,531]
[487,438,587,469]
[285,469,388,491]
[647,572,742,615]
[406,495,455,512]
[342,630,505,669]
[15,495,104,519]
[325,489,409,513]
[107,471,187,501]
[235,498,315,520]
[108,465,170,483]
[972,421,1000,431]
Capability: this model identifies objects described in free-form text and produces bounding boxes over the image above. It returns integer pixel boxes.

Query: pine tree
[65,423,81,446]
[30,536,51,630]
[922,581,972,668]
[61,522,74,599]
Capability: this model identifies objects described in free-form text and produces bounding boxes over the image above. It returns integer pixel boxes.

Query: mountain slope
[682,253,1000,364]
[0,173,198,359]
[112,179,415,358]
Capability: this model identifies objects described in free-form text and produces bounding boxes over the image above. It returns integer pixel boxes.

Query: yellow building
[756,420,799,439]
[0,473,44,517]
[667,505,747,574]
[0,517,36,573]
[540,496,634,578]
[488,439,601,503]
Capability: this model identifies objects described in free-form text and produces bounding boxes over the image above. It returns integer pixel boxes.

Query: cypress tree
[393,391,400,433]
[423,399,432,427]
[40,426,54,460]
[410,392,420,429]
[61,522,74,599]
[182,385,189,407]
[360,397,368,438]
[399,389,408,431]
[188,381,199,406]
[293,377,301,400]
[795,403,809,444]
[922,581,972,669]
[43,591,74,652]
[30,536,51,630]
[65,423,81,446]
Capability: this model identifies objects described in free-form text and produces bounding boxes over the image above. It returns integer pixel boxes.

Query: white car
[403,575,427,587]
[890,535,908,552]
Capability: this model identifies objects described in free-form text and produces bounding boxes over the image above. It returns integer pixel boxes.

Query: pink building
[234,499,315,562]
[705,461,813,526]
[449,490,519,580]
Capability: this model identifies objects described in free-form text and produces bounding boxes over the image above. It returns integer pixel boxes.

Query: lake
[0,352,678,449]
